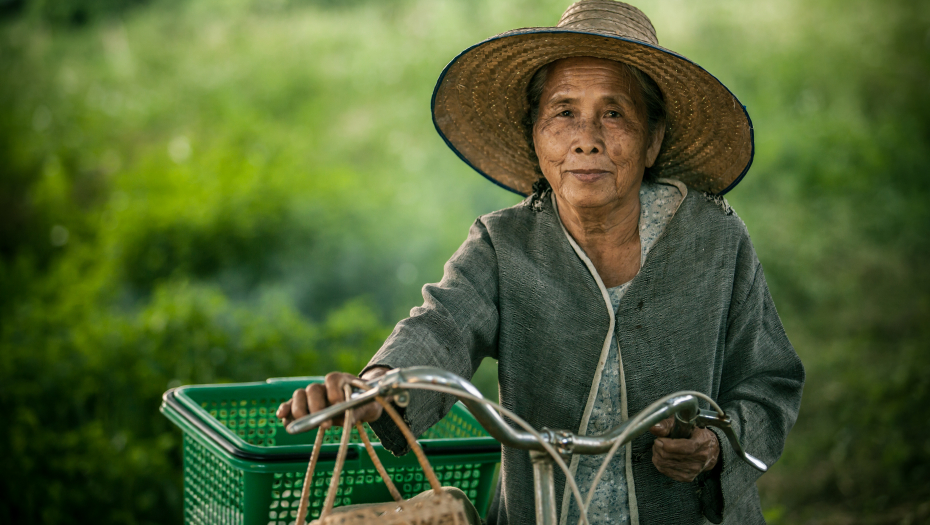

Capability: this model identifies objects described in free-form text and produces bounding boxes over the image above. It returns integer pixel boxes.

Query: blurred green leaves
[0,0,928,523]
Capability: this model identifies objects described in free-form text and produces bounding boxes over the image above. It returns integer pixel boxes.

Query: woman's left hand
[648,417,720,482]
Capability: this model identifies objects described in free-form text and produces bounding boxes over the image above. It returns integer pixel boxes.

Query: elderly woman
[278,1,804,524]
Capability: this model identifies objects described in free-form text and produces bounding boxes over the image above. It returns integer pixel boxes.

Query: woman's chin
[557,189,619,210]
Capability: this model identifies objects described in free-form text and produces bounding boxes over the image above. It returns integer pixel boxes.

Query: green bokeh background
[1,0,927,523]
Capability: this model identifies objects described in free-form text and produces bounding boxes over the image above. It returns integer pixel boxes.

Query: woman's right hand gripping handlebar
[275,367,392,429]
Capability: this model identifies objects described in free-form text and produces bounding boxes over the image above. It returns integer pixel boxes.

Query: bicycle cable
[346,378,725,525]
[351,379,592,525]
[580,390,724,525]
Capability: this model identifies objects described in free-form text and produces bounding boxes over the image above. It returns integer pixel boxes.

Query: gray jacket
[365,186,804,525]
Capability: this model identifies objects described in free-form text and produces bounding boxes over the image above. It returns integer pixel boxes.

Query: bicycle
[285,366,768,525]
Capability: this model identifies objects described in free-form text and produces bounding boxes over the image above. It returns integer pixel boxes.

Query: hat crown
[557,0,658,46]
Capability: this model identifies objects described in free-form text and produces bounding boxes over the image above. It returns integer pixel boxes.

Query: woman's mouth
[566,169,611,183]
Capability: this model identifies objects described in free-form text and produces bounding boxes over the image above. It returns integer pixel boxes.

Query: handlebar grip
[668,406,697,439]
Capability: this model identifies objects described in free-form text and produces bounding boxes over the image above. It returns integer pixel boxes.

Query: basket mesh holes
[182,434,244,524]
[184,387,494,523]
[205,392,425,448]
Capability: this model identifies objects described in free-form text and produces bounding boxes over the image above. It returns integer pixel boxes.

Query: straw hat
[431,0,753,196]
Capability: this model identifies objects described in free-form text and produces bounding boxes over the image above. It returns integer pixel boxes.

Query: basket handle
[296,383,445,525]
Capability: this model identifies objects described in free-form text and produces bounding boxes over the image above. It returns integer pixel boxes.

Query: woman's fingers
[649,416,674,437]
[651,427,720,482]
[306,383,328,414]
[306,382,337,429]
[276,400,292,423]
[276,371,384,429]
[325,371,384,423]
[291,388,310,419]
[353,398,383,423]
[656,436,701,455]
[652,441,703,481]
[324,372,349,407]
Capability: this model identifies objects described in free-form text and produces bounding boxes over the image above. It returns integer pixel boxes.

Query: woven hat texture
[431,0,754,196]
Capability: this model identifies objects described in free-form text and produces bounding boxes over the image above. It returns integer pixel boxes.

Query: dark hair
[522,60,667,188]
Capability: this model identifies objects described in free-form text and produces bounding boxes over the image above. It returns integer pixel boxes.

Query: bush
[0,0,928,523]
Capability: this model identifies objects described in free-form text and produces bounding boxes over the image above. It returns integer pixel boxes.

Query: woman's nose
[573,119,604,154]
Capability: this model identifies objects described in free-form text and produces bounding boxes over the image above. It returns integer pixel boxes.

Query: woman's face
[533,57,664,211]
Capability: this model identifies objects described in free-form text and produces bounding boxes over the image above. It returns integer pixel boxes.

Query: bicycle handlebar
[285,366,766,472]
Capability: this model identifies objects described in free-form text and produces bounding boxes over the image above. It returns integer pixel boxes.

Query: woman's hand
[648,417,720,482]
[275,368,391,429]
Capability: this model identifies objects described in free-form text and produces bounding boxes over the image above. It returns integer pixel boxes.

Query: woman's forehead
[542,58,639,102]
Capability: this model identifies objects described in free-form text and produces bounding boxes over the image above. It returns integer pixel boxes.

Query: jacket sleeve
[705,251,805,522]
[362,218,500,455]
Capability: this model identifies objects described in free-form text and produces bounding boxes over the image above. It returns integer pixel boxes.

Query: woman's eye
[605,110,621,118]
[559,110,573,117]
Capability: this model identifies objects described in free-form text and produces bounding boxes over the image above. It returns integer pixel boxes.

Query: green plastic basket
[161,378,501,525]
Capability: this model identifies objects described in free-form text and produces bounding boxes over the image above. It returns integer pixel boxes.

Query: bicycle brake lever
[695,410,768,473]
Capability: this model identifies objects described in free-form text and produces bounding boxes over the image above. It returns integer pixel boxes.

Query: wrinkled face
[532,57,663,211]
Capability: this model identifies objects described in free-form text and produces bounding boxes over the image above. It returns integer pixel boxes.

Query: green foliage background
[0,0,927,523]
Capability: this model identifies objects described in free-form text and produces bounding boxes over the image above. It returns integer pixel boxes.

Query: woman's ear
[645,119,666,168]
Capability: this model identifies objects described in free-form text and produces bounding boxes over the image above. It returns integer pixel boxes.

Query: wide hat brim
[431,25,754,196]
